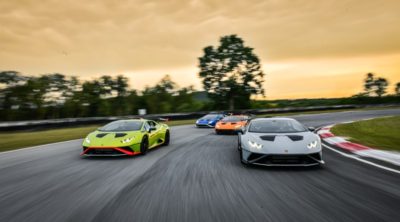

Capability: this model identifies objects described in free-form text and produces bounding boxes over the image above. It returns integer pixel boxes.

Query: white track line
[323,143,400,175]
[0,139,83,155]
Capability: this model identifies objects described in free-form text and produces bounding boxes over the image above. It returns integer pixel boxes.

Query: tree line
[0,71,207,121]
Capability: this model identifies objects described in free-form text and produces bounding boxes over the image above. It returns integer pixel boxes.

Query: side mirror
[308,127,315,132]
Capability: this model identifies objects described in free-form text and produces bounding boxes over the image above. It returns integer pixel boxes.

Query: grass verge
[331,116,400,151]
[0,125,100,152]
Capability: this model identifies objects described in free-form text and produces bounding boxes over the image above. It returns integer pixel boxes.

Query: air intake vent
[287,135,303,141]
[96,133,108,138]
[115,133,127,138]
[260,135,275,141]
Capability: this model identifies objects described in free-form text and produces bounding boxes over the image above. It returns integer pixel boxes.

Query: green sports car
[81,119,170,156]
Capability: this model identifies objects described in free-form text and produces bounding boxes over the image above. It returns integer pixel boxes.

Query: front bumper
[241,149,324,166]
[81,146,141,156]
[215,128,241,133]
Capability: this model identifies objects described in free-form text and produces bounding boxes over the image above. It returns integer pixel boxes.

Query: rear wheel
[140,136,149,155]
[163,130,170,146]
[215,130,220,135]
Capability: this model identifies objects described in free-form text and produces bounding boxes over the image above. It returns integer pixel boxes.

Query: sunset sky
[1,0,399,99]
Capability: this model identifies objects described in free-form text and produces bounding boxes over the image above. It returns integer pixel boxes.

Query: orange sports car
[215,115,250,134]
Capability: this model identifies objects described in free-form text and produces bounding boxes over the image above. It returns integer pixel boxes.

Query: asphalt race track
[1,109,400,222]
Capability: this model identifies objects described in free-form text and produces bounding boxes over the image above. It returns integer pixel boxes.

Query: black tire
[163,130,170,146]
[216,130,220,135]
[140,136,149,155]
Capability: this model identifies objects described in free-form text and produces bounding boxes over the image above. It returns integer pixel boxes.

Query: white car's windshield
[99,121,143,132]
[249,119,307,133]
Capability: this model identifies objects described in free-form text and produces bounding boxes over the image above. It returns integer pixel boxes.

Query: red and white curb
[318,123,400,167]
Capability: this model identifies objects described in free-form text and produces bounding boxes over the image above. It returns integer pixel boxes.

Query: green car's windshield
[99,120,143,132]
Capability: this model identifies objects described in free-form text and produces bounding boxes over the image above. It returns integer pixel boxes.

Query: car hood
[242,131,321,154]
[84,130,143,147]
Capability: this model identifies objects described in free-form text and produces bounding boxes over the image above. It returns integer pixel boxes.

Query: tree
[364,73,375,96]
[395,82,400,95]
[0,71,29,114]
[114,75,129,97]
[80,80,105,116]
[0,71,28,86]
[362,73,388,97]
[373,78,388,97]
[198,34,265,110]
[141,75,176,113]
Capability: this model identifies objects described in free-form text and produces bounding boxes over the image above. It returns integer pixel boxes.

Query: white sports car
[238,117,324,166]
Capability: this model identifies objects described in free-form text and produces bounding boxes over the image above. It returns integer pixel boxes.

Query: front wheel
[163,130,170,146]
[140,136,149,155]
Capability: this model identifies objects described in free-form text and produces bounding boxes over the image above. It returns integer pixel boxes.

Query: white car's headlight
[121,137,134,144]
[248,140,263,149]
[85,137,91,144]
[307,140,318,149]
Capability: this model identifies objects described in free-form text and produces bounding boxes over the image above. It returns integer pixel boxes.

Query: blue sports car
[196,114,225,127]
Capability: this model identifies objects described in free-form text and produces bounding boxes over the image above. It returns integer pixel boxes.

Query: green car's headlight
[121,137,134,144]
[85,137,91,144]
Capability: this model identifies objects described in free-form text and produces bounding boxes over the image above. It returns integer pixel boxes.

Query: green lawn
[0,125,100,152]
[331,116,400,151]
